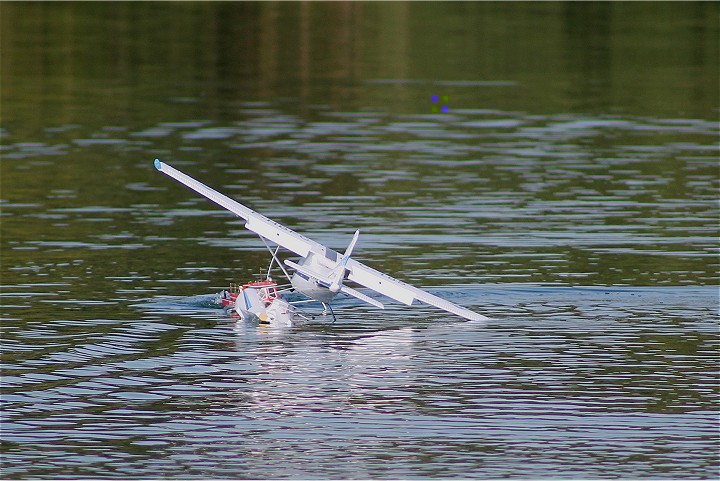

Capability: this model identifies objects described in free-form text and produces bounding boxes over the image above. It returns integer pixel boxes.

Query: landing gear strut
[322,302,337,324]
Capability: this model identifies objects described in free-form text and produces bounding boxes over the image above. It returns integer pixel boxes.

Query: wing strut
[261,239,293,283]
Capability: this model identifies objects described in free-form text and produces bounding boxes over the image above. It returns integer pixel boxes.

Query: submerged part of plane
[154,159,488,323]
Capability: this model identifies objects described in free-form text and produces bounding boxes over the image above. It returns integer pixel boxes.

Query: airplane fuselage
[291,271,338,303]
[289,251,343,303]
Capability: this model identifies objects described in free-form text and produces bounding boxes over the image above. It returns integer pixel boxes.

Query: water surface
[1,2,718,479]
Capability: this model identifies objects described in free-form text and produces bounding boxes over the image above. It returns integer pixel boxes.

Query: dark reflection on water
[1,2,718,479]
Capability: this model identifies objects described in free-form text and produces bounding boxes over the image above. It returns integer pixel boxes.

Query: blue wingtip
[154,158,162,170]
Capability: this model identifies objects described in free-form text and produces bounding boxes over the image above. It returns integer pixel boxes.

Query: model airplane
[154,159,488,325]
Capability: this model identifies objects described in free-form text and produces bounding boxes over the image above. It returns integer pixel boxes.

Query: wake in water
[134,284,493,328]
[135,293,226,315]
[136,290,331,320]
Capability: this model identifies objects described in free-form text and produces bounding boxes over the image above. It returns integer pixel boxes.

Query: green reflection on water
[1,2,718,290]
[2,1,717,131]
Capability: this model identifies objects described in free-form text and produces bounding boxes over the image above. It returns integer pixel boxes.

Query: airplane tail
[329,230,385,308]
[285,230,385,309]
[329,229,359,292]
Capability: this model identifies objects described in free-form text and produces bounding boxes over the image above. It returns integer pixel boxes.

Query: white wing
[155,159,318,257]
[155,159,488,322]
[346,259,489,322]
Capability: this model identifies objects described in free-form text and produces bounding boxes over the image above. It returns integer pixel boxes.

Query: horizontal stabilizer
[340,285,384,309]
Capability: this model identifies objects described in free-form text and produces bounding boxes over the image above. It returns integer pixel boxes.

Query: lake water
[1,3,718,479]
